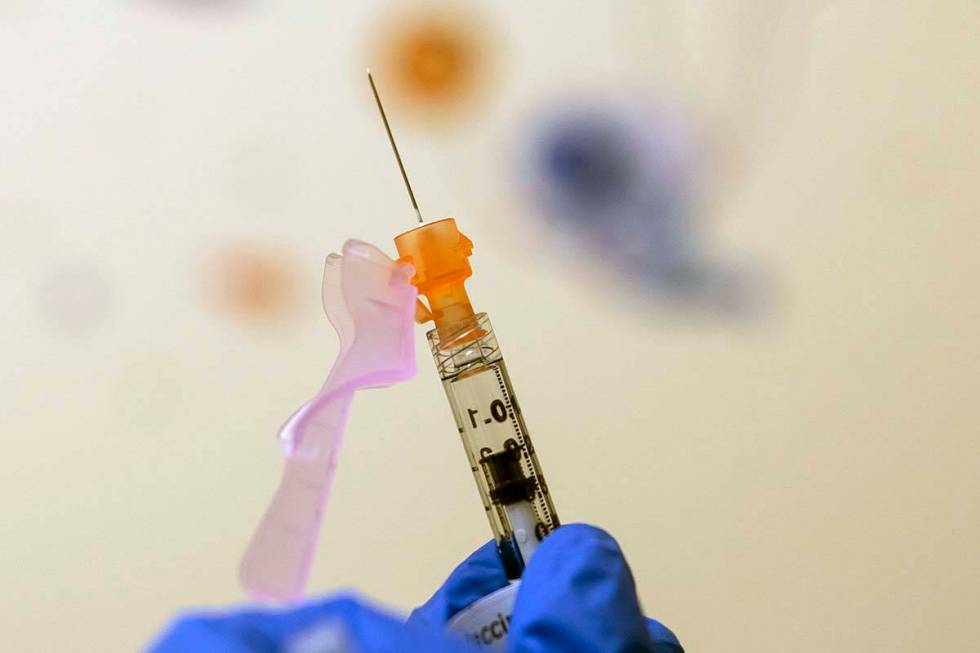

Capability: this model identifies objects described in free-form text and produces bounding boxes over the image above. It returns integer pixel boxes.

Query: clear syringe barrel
[428,313,559,578]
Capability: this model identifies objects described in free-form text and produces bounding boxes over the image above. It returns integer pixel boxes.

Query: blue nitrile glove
[410,523,682,653]
[148,524,681,653]
[146,594,473,653]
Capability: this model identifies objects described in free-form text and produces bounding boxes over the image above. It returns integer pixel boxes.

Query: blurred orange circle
[370,6,494,116]
[204,245,299,324]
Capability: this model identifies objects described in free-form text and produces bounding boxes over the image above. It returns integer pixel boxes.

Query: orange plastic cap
[394,217,476,338]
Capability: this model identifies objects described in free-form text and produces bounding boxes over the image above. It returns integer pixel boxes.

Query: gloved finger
[147,594,476,653]
[407,539,510,628]
[146,613,242,652]
[507,523,682,653]
[646,618,684,653]
[146,607,288,653]
[282,595,476,653]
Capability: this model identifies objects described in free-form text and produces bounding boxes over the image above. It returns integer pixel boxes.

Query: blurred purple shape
[38,264,113,336]
[524,99,768,316]
[140,0,255,19]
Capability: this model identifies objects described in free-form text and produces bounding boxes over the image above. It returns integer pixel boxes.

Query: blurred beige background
[2,1,978,651]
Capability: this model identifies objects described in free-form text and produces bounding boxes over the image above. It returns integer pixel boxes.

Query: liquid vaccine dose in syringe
[368,70,560,578]
[394,219,560,577]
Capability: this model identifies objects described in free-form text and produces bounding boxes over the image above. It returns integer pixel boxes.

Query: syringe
[368,71,560,577]
[395,219,560,577]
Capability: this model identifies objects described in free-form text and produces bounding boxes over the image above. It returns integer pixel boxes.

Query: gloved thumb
[507,523,681,653]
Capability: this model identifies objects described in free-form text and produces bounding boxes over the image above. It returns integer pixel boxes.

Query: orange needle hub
[394,217,477,344]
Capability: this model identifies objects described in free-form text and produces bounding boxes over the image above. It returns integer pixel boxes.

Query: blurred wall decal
[522,97,769,316]
[38,264,114,337]
[366,3,496,122]
[201,243,300,326]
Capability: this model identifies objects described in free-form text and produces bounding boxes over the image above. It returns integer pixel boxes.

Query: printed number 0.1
[467,400,510,428]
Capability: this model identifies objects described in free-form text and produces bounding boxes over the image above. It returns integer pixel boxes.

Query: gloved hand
[148,524,682,653]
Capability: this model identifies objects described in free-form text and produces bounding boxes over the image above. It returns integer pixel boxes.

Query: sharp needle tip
[368,72,423,225]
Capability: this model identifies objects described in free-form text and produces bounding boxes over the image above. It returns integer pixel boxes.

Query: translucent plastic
[239,240,418,602]
[394,217,475,339]
[429,313,559,578]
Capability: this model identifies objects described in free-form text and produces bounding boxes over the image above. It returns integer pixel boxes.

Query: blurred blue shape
[524,98,768,317]
[542,118,636,212]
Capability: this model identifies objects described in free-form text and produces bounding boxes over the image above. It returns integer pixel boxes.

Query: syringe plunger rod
[428,313,559,577]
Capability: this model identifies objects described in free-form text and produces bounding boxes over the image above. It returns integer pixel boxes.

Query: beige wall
[1,1,977,650]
